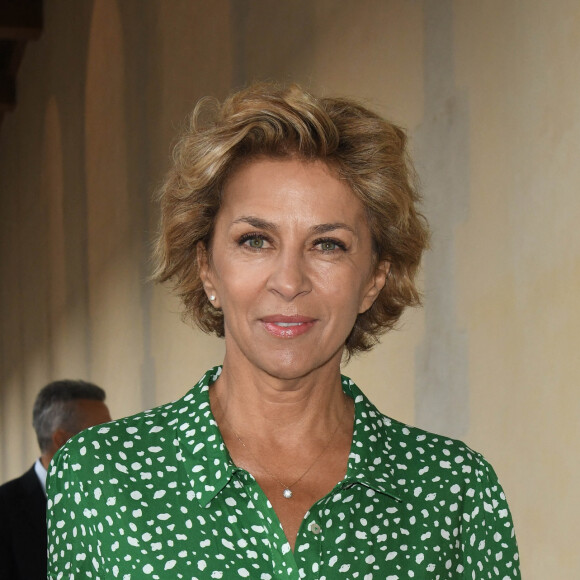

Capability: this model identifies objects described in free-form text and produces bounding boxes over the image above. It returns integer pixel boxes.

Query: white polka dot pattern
[47,367,520,579]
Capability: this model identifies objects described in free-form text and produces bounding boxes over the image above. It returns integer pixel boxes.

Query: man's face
[73,399,112,433]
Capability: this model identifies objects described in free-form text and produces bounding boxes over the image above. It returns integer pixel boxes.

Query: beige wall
[0,1,578,577]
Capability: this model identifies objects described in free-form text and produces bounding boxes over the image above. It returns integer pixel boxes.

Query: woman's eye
[320,240,337,251]
[315,238,346,252]
[240,234,268,249]
[248,237,264,249]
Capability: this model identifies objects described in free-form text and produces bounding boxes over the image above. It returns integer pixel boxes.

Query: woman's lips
[260,315,317,338]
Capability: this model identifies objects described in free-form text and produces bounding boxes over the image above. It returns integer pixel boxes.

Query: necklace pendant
[282,488,293,499]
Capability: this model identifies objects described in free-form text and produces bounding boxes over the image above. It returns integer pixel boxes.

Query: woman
[48,84,520,579]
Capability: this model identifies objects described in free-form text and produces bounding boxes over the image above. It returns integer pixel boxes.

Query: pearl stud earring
[209,295,216,301]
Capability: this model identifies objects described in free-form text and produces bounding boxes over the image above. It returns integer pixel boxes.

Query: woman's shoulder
[78,398,180,449]
[380,414,507,510]
[346,377,499,492]
[381,413,483,465]
[48,400,179,483]
[51,368,220,471]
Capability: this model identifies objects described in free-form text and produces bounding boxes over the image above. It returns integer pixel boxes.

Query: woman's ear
[197,242,220,308]
[359,260,390,314]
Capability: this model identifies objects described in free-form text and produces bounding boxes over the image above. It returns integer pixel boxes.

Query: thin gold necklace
[216,394,348,499]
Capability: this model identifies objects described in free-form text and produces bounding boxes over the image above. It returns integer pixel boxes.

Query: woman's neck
[210,357,347,443]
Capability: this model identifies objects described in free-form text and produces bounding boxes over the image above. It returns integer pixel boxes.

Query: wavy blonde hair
[154,83,429,355]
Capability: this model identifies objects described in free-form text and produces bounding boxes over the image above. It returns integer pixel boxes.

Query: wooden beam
[0,1,43,40]
[0,73,16,111]
[0,39,27,75]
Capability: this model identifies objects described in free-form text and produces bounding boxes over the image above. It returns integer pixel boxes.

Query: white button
[309,522,322,535]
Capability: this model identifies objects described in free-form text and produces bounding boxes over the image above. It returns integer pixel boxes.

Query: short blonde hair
[154,83,429,355]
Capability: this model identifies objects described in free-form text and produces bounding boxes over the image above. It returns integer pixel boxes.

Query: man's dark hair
[32,379,106,453]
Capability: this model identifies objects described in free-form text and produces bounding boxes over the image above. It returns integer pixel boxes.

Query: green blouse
[47,367,520,579]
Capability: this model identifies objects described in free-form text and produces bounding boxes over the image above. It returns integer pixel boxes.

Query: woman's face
[199,158,388,381]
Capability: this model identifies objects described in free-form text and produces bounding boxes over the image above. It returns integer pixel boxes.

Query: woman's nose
[265,249,312,300]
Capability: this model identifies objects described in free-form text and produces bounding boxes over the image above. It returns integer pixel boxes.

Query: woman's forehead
[218,157,367,227]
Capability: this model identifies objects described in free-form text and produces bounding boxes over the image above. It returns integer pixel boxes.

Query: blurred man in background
[0,379,111,579]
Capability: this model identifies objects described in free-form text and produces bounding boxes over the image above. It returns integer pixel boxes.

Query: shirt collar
[174,367,403,507]
[340,375,403,502]
[34,457,48,495]
[174,366,242,508]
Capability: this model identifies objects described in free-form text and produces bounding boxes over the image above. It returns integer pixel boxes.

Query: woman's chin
[245,347,344,383]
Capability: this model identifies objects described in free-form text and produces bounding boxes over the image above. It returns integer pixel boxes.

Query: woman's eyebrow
[311,222,355,235]
[232,217,356,236]
[232,216,277,231]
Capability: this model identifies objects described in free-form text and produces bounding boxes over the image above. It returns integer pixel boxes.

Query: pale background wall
[0,1,578,577]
